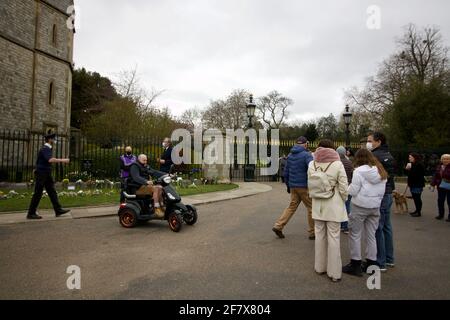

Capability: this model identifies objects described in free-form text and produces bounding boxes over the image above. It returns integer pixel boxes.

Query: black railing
[1,129,447,183]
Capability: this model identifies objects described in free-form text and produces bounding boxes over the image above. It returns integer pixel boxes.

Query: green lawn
[0,184,238,213]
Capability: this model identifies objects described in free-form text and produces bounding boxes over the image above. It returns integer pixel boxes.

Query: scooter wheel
[168,212,183,232]
[119,209,138,228]
[184,205,198,225]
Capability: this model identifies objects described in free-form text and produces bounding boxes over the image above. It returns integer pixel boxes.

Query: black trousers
[437,187,450,218]
[28,172,62,215]
[411,192,423,213]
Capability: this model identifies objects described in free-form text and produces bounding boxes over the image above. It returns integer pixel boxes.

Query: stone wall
[0,0,74,136]
[0,0,36,48]
[0,37,34,131]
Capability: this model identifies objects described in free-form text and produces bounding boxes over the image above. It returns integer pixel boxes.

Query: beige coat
[307,161,349,223]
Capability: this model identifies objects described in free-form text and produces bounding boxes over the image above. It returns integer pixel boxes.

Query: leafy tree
[387,80,450,148]
[71,68,117,129]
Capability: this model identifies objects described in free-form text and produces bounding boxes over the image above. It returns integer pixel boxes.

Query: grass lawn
[0,184,238,213]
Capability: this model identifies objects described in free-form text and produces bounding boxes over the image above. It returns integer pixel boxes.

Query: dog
[393,191,409,214]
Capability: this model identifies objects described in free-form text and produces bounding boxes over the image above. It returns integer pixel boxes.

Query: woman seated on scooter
[128,154,166,217]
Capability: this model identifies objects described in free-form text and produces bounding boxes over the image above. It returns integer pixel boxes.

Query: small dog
[393,191,409,214]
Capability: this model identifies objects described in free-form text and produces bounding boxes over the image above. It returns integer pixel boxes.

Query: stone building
[0,0,75,136]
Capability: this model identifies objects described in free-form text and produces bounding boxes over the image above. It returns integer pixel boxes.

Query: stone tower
[0,0,75,136]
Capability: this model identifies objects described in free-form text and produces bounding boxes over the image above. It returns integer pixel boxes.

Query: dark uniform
[160,146,174,173]
[27,134,68,219]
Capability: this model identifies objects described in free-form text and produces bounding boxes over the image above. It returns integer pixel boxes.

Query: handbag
[440,180,450,190]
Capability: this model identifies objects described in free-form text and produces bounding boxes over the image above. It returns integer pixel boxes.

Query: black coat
[372,144,396,194]
[160,147,174,173]
[407,162,425,188]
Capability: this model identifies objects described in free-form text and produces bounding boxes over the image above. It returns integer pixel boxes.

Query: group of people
[273,132,398,282]
[26,136,174,220]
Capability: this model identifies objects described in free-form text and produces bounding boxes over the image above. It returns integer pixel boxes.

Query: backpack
[308,161,336,199]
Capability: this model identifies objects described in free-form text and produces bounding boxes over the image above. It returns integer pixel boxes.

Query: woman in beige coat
[308,140,349,282]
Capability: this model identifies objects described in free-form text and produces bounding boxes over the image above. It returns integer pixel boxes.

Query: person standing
[27,133,71,220]
[336,146,354,234]
[279,155,287,183]
[367,132,396,271]
[342,149,387,277]
[272,137,314,240]
[158,137,174,173]
[119,146,137,202]
[431,154,450,221]
[405,153,426,217]
[308,140,349,282]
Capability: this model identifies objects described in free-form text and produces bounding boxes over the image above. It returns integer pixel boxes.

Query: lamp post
[343,104,353,148]
[244,94,256,182]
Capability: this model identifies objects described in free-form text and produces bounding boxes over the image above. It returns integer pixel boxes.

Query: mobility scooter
[118,169,198,232]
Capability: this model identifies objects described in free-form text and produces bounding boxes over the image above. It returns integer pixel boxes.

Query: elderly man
[128,154,166,217]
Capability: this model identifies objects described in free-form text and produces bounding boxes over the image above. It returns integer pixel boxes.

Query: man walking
[367,132,396,271]
[119,146,136,202]
[27,133,71,220]
[272,136,314,240]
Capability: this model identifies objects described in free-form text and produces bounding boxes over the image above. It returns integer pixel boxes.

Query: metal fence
[1,129,447,183]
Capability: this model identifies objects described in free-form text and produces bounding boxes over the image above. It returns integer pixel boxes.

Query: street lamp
[244,94,256,182]
[343,104,353,148]
[246,94,256,128]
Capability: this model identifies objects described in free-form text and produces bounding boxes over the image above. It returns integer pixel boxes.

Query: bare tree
[257,91,292,129]
[113,65,165,111]
[179,107,203,131]
[345,24,449,127]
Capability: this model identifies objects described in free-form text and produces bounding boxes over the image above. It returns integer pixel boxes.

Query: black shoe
[27,214,42,220]
[411,212,422,217]
[435,216,444,220]
[361,259,379,273]
[55,209,70,217]
[409,211,417,216]
[272,228,285,239]
[309,234,316,240]
[446,218,450,222]
[342,260,363,277]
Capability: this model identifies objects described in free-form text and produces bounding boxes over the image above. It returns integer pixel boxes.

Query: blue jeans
[341,195,352,230]
[376,194,394,267]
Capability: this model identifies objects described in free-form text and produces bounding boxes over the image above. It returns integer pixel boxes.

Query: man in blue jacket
[272,136,315,240]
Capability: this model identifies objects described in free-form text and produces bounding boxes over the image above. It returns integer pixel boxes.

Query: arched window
[48,82,55,106]
[52,24,57,46]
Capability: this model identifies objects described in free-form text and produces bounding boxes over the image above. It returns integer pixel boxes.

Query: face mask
[162,143,166,148]
[126,152,132,156]
[366,142,373,151]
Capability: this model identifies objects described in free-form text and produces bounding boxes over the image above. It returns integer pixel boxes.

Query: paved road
[0,183,449,299]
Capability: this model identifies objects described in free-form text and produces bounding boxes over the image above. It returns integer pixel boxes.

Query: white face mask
[162,143,166,148]
[366,142,373,151]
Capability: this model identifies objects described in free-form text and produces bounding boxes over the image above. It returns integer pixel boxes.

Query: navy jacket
[372,144,396,194]
[160,147,174,173]
[284,145,313,188]
[36,145,53,173]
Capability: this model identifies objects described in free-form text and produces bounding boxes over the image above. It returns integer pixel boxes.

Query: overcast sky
[73,0,450,122]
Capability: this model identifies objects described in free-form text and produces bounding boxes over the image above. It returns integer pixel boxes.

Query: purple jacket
[120,154,137,178]
[431,164,450,187]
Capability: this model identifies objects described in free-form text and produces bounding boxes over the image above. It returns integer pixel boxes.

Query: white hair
[138,154,147,161]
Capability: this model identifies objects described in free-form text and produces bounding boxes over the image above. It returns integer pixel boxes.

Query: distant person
[336,146,354,234]
[367,132,396,271]
[405,153,426,217]
[279,155,287,183]
[119,146,137,202]
[431,154,450,221]
[27,133,71,220]
[346,147,355,162]
[342,149,387,277]
[308,139,349,282]
[272,137,314,240]
[158,137,174,173]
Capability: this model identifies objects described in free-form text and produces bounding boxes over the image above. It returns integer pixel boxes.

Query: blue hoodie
[285,145,313,188]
